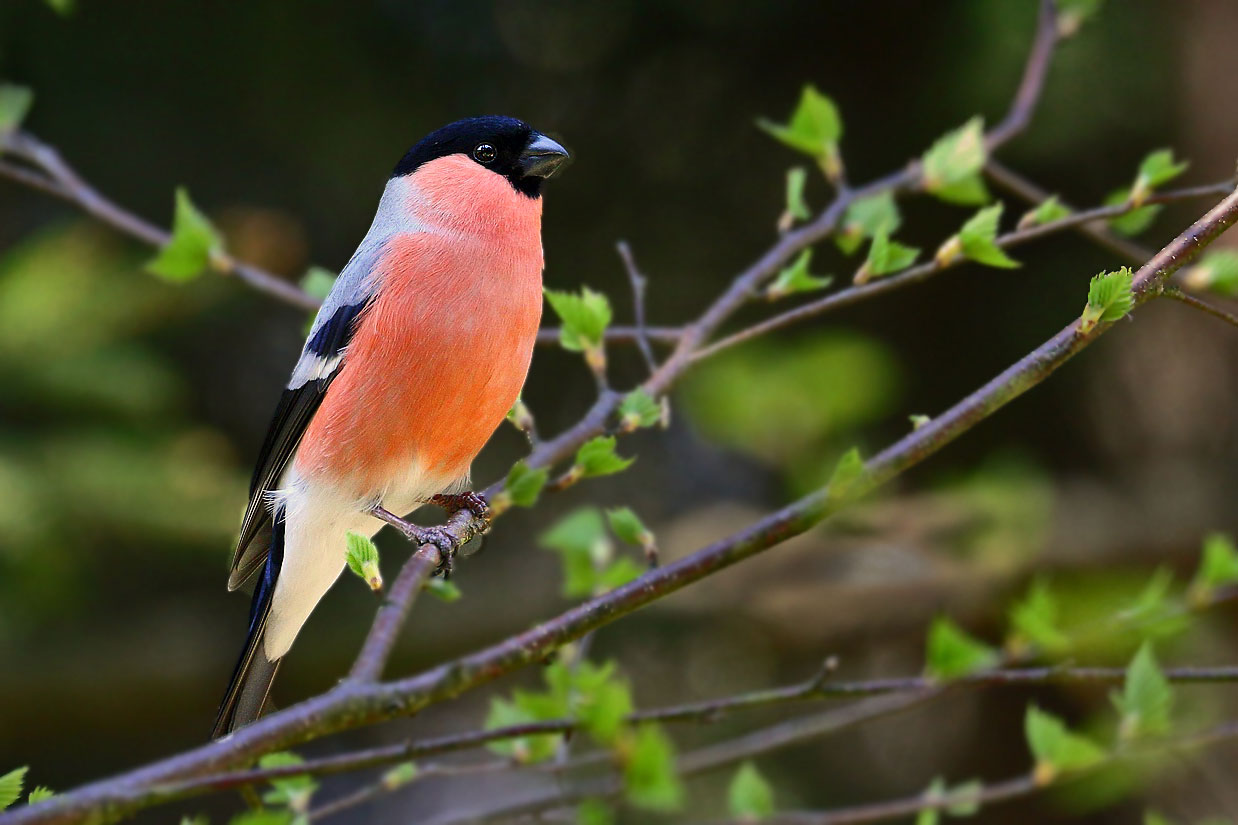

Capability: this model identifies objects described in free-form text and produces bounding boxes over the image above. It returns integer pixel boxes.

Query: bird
[211,116,570,738]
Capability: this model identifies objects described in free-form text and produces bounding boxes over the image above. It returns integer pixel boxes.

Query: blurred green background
[3,0,1238,822]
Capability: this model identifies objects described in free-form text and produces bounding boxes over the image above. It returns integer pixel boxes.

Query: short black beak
[518,133,570,179]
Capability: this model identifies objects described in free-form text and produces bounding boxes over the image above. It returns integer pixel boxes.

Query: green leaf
[826,447,867,502]
[618,388,661,432]
[858,228,920,282]
[607,507,654,550]
[577,799,615,825]
[1025,705,1107,783]
[597,557,645,590]
[0,84,34,134]
[1115,567,1189,641]
[837,190,901,255]
[257,752,317,812]
[425,577,462,602]
[766,249,833,300]
[922,118,988,203]
[1182,250,1238,297]
[0,767,28,811]
[146,187,225,282]
[484,697,562,763]
[1079,267,1134,333]
[540,508,612,598]
[1008,578,1071,655]
[925,617,1000,680]
[503,460,549,508]
[784,167,811,222]
[571,660,634,743]
[298,267,337,301]
[1190,532,1238,602]
[1132,149,1189,205]
[932,174,991,206]
[943,779,983,817]
[544,287,612,352]
[917,777,981,824]
[757,85,843,175]
[1105,188,1161,236]
[344,531,382,591]
[1019,195,1073,229]
[1144,813,1175,825]
[26,787,54,804]
[623,724,682,811]
[1111,642,1173,741]
[574,436,635,478]
[728,761,775,819]
[380,762,418,790]
[954,204,1019,269]
[506,395,535,434]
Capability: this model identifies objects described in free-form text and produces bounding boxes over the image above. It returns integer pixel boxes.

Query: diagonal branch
[10,184,1238,825]
[691,180,1235,362]
[348,504,490,682]
[985,157,1155,264]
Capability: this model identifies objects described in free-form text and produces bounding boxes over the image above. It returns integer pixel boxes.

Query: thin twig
[691,180,1235,362]
[307,760,511,822]
[12,182,1238,825]
[701,721,1238,825]
[983,0,1058,150]
[0,12,1103,824]
[1161,286,1238,331]
[615,240,658,372]
[985,157,1156,264]
[349,504,489,682]
[0,131,321,310]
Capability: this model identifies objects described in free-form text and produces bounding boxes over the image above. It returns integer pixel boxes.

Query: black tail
[212,509,285,738]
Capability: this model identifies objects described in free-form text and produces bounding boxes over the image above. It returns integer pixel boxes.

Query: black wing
[228,299,371,590]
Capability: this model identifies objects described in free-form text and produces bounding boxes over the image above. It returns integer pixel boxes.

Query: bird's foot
[369,505,461,578]
[432,491,492,529]
[402,524,459,578]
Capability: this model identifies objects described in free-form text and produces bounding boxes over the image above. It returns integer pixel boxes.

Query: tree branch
[349,504,489,683]
[11,185,1238,825]
[691,180,1235,362]
[1161,285,1238,331]
[985,157,1155,264]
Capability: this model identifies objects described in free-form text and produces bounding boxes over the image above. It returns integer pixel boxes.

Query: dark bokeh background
[3,0,1238,822]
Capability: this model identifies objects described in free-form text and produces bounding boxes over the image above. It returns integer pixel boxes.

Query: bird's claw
[432,491,492,529]
[392,523,459,578]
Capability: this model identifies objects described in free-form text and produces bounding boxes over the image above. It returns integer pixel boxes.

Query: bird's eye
[473,143,497,164]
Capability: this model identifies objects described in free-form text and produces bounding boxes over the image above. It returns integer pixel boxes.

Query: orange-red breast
[212,117,569,737]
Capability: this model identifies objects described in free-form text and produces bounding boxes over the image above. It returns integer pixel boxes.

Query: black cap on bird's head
[392,116,570,197]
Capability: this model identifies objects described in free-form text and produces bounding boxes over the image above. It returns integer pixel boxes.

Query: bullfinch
[212,116,570,737]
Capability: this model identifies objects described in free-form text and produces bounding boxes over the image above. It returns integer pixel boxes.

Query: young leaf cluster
[936,204,1019,269]
[491,459,549,515]
[146,188,225,282]
[344,531,383,592]
[1182,250,1238,297]
[856,229,920,284]
[483,655,682,811]
[758,85,844,181]
[765,249,833,300]
[836,190,901,255]
[921,117,988,205]
[544,286,612,374]
[1079,267,1134,333]
[539,507,647,598]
